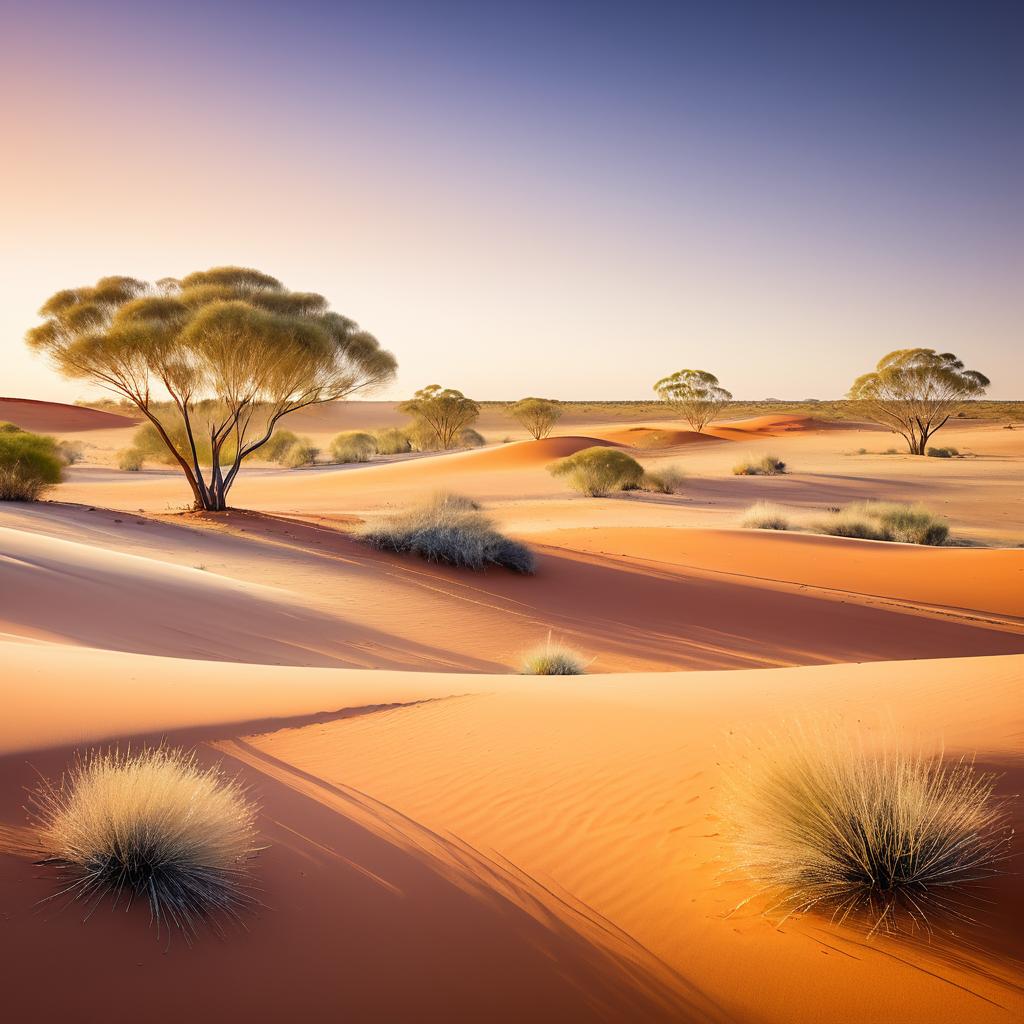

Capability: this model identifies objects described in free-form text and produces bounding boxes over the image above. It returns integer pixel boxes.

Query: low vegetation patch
[460,427,486,448]
[814,502,948,545]
[548,447,644,496]
[372,427,412,454]
[118,447,144,472]
[330,431,375,463]
[521,635,587,675]
[741,501,790,530]
[926,446,959,458]
[0,429,64,500]
[283,442,319,468]
[728,731,1011,935]
[262,430,302,463]
[31,746,260,936]
[358,492,534,573]
[732,453,786,476]
[637,465,686,494]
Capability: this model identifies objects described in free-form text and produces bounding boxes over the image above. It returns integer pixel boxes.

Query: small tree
[654,370,732,431]
[848,349,989,455]
[509,397,562,440]
[399,385,480,450]
[26,268,396,510]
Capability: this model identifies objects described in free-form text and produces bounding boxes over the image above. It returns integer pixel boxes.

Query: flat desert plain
[1,397,1022,1023]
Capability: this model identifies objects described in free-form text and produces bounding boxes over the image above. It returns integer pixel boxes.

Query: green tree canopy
[653,369,732,431]
[848,349,989,454]
[399,385,480,449]
[26,268,396,510]
[509,397,562,440]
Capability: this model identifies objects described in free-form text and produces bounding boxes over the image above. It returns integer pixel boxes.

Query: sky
[1,0,1021,402]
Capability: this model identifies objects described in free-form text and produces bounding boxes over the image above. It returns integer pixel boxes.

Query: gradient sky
[1,0,1021,402]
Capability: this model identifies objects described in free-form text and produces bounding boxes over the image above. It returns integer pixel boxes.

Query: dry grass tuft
[814,502,948,545]
[741,501,790,530]
[358,492,534,573]
[732,453,786,476]
[638,465,686,494]
[521,634,587,675]
[728,730,1012,936]
[31,746,260,937]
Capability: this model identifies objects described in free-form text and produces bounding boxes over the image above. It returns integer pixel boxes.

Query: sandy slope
[0,641,1020,1022]
[2,509,1021,672]
[0,396,138,432]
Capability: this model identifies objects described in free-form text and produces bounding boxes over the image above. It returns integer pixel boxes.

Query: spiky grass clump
[32,747,260,936]
[358,492,534,573]
[814,502,948,545]
[741,501,790,530]
[729,732,1011,935]
[732,453,786,476]
[521,635,587,675]
[927,446,959,458]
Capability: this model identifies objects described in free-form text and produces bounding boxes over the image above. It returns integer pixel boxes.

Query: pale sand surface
[1,397,1022,1022]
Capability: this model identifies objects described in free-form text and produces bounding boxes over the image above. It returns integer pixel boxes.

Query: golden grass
[32,746,260,936]
[741,501,790,530]
[521,633,587,675]
[727,729,1011,936]
[732,453,786,476]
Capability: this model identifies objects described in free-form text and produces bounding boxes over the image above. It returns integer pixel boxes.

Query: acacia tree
[654,369,732,431]
[509,397,562,440]
[399,385,480,449]
[848,349,989,455]
[27,268,396,510]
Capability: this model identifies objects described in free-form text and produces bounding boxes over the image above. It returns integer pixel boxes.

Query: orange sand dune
[0,641,1020,1022]
[598,426,730,447]
[0,396,138,432]
[3,509,1022,672]
[462,435,621,468]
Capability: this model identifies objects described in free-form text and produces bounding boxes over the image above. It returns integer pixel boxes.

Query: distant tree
[848,349,989,455]
[654,370,732,431]
[509,397,562,440]
[399,385,480,450]
[26,268,396,510]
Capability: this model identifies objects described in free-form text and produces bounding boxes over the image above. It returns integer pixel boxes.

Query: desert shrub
[358,492,534,573]
[262,430,302,463]
[372,427,412,455]
[31,746,259,935]
[408,420,443,452]
[118,447,145,471]
[521,635,587,675]
[0,421,23,433]
[926,446,959,458]
[732,453,786,476]
[882,448,899,455]
[638,465,686,494]
[815,502,948,545]
[460,427,486,448]
[56,439,85,465]
[129,419,238,467]
[728,731,1011,934]
[283,443,319,468]
[330,431,376,463]
[548,447,644,496]
[509,397,562,440]
[0,430,64,500]
[741,501,790,530]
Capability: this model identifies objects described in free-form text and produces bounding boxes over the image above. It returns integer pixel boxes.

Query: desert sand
[1,397,1022,1022]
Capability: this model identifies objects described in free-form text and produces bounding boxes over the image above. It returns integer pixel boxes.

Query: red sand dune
[0,397,137,432]
[599,426,729,447]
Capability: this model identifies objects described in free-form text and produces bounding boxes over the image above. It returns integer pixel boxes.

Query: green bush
[0,421,23,433]
[330,431,376,463]
[372,428,412,455]
[0,430,64,500]
[261,430,301,463]
[741,501,790,530]
[118,448,144,471]
[815,502,949,545]
[548,447,644,496]
[358,492,534,573]
[732,453,786,476]
[284,443,319,468]
[926,446,959,458]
